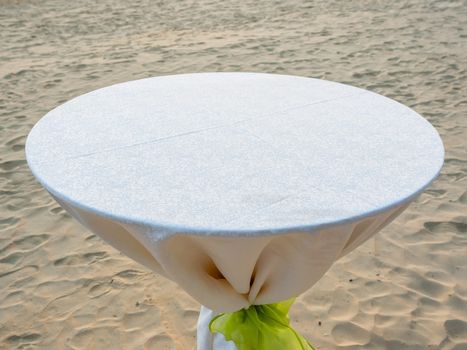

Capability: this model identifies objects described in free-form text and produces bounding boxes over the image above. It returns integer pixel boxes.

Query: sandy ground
[1,0,467,349]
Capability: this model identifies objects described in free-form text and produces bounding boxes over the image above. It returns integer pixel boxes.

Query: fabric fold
[53,196,411,313]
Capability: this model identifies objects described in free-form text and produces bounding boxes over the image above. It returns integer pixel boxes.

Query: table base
[197,306,237,350]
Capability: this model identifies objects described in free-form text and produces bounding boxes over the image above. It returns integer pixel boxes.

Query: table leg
[197,306,237,350]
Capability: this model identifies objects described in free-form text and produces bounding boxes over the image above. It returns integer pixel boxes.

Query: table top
[26,73,444,235]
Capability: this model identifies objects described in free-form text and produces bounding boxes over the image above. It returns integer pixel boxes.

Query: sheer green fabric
[209,299,315,350]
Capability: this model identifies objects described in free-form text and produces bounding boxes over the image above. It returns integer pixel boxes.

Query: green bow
[209,298,315,350]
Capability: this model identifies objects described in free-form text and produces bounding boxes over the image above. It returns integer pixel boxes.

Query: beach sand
[1,0,466,349]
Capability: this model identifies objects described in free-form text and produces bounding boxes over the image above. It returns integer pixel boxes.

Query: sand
[1,0,466,349]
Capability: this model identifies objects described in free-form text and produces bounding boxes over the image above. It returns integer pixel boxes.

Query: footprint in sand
[0,251,24,265]
[452,344,467,350]
[5,332,41,347]
[53,251,107,266]
[445,319,467,342]
[144,334,176,350]
[331,322,371,346]
[0,234,49,255]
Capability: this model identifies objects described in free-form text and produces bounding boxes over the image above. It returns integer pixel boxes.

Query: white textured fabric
[26,73,444,234]
[26,73,444,349]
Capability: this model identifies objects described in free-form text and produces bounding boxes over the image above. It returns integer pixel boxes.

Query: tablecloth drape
[51,192,409,349]
[52,193,409,313]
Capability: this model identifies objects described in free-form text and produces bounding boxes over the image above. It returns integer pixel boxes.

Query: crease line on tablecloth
[28,91,369,166]
[220,194,298,227]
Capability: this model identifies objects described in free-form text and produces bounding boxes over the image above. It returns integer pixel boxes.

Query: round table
[26,72,444,349]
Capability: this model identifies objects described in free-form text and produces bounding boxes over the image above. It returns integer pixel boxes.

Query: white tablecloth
[26,73,444,349]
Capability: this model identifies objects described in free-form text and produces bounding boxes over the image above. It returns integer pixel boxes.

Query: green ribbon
[209,298,315,350]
